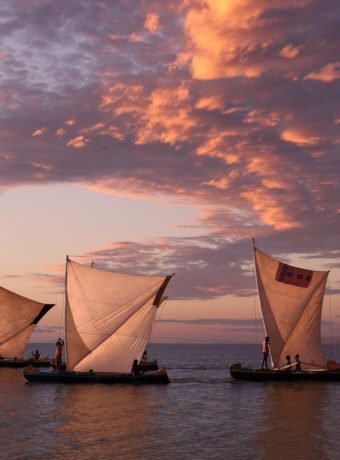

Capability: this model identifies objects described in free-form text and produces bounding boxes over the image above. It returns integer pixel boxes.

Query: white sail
[0,286,54,359]
[254,246,328,369]
[65,259,172,373]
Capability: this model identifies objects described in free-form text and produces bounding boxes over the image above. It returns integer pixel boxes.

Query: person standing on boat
[131,359,141,375]
[295,354,301,372]
[55,338,64,370]
[31,350,40,360]
[261,336,270,370]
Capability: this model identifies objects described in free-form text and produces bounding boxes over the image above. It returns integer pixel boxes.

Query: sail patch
[275,262,313,287]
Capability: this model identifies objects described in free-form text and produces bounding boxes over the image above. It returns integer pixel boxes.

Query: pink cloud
[305,62,340,82]
[144,13,160,33]
[67,135,89,148]
[0,0,339,294]
[279,44,303,59]
[32,127,46,137]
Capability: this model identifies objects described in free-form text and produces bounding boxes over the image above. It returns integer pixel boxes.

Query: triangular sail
[254,246,328,368]
[65,259,172,373]
[0,286,54,359]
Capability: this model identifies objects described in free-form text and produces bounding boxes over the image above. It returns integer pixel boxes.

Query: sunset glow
[0,0,339,343]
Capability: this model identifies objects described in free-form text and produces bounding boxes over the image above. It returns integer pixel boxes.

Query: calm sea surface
[1,343,340,460]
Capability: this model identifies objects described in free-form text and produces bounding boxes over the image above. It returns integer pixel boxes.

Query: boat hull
[0,359,51,368]
[23,366,170,384]
[229,364,340,381]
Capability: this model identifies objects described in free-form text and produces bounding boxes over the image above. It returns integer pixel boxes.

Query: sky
[0,0,340,344]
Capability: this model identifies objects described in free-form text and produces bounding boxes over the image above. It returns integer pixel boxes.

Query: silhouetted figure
[141,350,149,363]
[283,355,292,370]
[261,336,270,370]
[32,350,40,360]
[55,338,64,370]
[295,354,301,372]
[131,359,141,375]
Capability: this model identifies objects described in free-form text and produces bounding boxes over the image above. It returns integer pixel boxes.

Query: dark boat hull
[229,364,340,381]
[23,366,170,384]
[0,359,51,368]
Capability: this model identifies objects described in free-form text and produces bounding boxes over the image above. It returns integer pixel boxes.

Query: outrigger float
[24,257,173,385]
[229,241,340,382]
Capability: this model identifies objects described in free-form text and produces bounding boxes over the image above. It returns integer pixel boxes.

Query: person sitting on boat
[283,355,292,370]
[261,336,270,370]
[295,354,301,372]
[131,359,141,375]
[141,350,149,363]
[31,350,40,360]
[55,338,65,371]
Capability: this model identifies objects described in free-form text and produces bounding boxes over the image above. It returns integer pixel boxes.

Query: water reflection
[56,384,167,459]
[255,382,330,460]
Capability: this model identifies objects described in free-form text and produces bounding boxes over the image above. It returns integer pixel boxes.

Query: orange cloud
[32,127,46,137]
[195,95,225,111]
[144,13,159,33]
[242,189,302,230]
[65,118,76,125]
[279,44,303,59]
[98,125,124,141]
[67,135,89,148]
[100,82,196,146]
[56,128,66,136]
[203,178,231,190]
[244,109,281,127]
[129,32,143,42]
[32,163,54,171]
[304,62,340,82]
[281,128,322,146]
[80,123,105,133]
[184,0,310,79]
[195,129,242,163]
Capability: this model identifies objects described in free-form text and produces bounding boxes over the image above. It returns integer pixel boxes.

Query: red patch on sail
[275,262,313,288]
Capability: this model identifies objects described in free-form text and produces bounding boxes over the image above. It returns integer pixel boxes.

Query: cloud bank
[1,0,339,299]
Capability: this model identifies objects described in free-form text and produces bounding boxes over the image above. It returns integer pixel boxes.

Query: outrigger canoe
[23,258,173,386]
[230,242,340,383]
[229,363,340,381]
[23,366,170,384]
[0,358,51,368]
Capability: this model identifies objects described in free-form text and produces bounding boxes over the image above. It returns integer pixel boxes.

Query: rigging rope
[58,289,65,340]
[328,270,333,359]
[153,298,168,337]
[252,241,260,364]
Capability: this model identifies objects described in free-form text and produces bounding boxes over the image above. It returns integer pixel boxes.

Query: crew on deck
[131,359,141,375]
[283,355,292,370]
[295,354,301,371]
[31,350,40,360]
[55,338,64,370]
[261,337,270,370]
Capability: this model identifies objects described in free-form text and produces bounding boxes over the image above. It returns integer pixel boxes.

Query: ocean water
[1,343,340,460]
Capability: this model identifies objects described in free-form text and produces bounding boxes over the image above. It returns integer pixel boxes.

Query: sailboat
[229,241,340,381]
[24,257,173,384]
[0,285,54,367]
